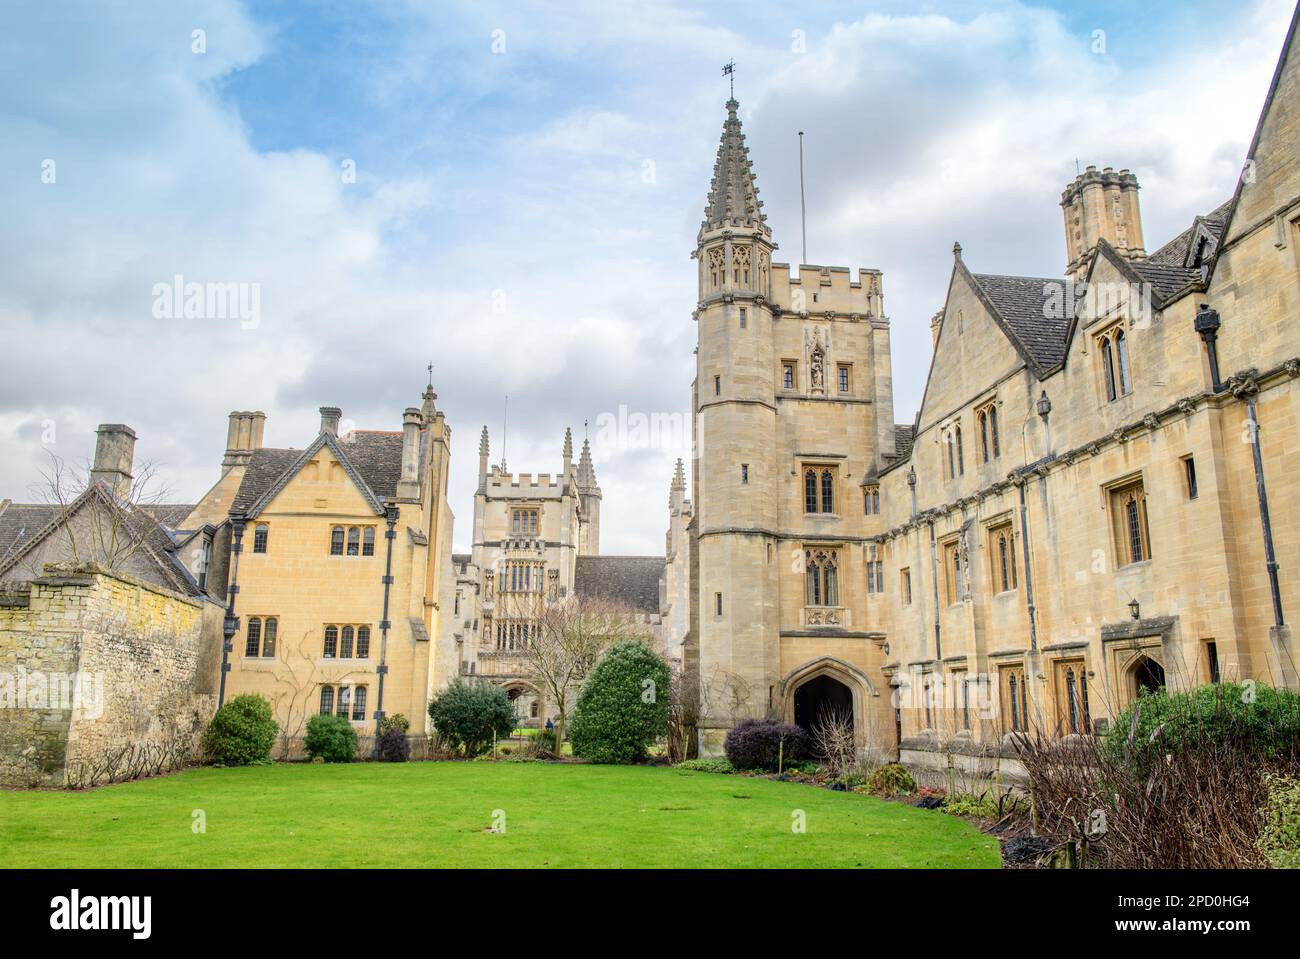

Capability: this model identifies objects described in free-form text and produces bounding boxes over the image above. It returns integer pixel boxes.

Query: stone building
[686,7,1300,769]
[0,424,225,785]
[182,387,457,742]
[455,426,667,723]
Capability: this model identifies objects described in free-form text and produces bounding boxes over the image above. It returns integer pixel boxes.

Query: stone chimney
[90,424,136,501]
[222,410,266,470]
[319,406,342,436]
[1061,165,1145,278]
[397,407,423,500]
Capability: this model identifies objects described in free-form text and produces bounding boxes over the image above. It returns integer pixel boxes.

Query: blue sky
[0,0,1292,553]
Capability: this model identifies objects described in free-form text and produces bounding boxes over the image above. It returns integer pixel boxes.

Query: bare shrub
[811,707,855,776]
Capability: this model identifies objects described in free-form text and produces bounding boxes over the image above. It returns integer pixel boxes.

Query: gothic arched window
[804,469,818,514]
[323,625,338,658]
[352,685,367,722]
[330,526,344,556]
[362,527,375,556]
[253,523,269,554]
[347,527,360,556]
[340,625,354,659]
[956,425,964,476]
[356,625,371,659]
[262,617,277,658]
[319,686,334,716]
[821,470,834,514]
[1115,329,1131,395]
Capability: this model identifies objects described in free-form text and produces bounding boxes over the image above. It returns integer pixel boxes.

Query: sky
[0,0,1292,554]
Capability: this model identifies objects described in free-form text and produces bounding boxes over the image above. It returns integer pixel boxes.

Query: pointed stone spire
[700,99,769,239]
[576,438,598,491]
[671,457,685,491]
[669,457,686,511]
[563,427,573,465]
[477,426,490,492]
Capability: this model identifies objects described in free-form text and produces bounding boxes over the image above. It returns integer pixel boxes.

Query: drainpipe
[218,511,246,708]
[373,503,400,757]
[927,519,942,661]
[1016,477,1039,652]
[1195,306,1224,393]
[1244,395,1285,627]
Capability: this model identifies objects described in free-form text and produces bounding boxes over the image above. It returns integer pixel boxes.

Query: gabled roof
[0,484,202,596]
[573,555,662,615]
[232,430,404,519]
[967,270,1073,374]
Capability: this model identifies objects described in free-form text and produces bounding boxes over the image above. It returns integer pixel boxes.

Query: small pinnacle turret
[576,438,599,492]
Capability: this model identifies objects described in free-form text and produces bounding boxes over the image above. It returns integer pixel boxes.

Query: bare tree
[18,450,176,576]
[811,706,856,776]
[522,595,648,749]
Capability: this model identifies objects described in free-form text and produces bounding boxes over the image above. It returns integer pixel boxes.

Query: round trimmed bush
[865,763,916,797]
[570,640,671,764]
[202,694,277,766]
[723,718,809,771]
[378,726,411,762]
[380,714,411,735]
[427,678,516,757]
[304,713,358,763]
[1104,682,1300,769]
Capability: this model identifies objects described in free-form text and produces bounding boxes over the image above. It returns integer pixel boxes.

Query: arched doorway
[1132,656,1166,697]
[793,674,855,741]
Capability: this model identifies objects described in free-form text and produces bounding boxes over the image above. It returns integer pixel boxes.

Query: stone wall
[0,565,222,787]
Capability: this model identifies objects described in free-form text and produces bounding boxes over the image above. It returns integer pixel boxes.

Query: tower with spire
[575,436,602,556]
[687,94,898,758]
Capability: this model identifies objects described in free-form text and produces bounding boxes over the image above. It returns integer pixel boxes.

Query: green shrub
[570,640,671,764]
[427,679,516,757]
[379,714,410,736]
[304,714,358,763]
[865,763,916,797]
[675,758,734,774]
[1259,774,1300,869]
[521,729,559,758]
[942,793,1000,819]
[202,694,277,766]
[378,726,410,762]
[1104,682,1300,770]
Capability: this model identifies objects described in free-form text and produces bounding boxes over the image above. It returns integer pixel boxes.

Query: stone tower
[1061,165,1145,278]
[692,97,783,749]
[689,97,897,756]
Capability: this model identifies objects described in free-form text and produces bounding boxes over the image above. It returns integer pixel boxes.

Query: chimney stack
[319,406,342,437]
[1061,165,1145,278]
[222,410,266,471]
[90,424,136,501]
[397,407,423,500]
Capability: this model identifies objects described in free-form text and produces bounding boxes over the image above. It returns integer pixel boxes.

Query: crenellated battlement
[485,467,565,497]
[770,263,883,317]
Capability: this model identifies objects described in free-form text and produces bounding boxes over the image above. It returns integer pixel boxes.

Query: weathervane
[722,59,735,99]
[427,361,434,386]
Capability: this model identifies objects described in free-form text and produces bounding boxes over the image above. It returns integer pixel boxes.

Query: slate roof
[143,504,197,530]
[573,555,663,615]
[1146,199,1233,266]
[230,431,406,517]
[893,424,916,461]
[1128,260,1202,302]
[0,503,61,566]
[969,273,1073,372]
[230,448,303,513]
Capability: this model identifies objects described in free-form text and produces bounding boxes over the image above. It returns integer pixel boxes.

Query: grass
[0,762,1000,868]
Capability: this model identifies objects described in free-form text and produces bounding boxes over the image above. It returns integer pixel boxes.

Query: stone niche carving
[805,327,829,395]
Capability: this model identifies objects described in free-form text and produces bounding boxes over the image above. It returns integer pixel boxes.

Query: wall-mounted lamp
[1128,598,1141,621]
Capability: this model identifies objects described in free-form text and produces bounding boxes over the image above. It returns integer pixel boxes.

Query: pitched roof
[701,99,770,238]
[573,555,662,615]
[338,431,404,502]
[1128,259,1202,302]
[1145,198,1233,266]
[0,503,61,566]
[143,504,198,530]
[969,272,1073,372]
[893,424,916,461]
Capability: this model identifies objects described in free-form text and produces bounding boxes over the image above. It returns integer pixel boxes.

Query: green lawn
[0,762,1000,868]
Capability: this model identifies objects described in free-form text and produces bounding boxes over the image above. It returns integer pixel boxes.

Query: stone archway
[1131,655,1166,697]
[779,656,877,755]
[499,680,545,728]
[793,674,855,742]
